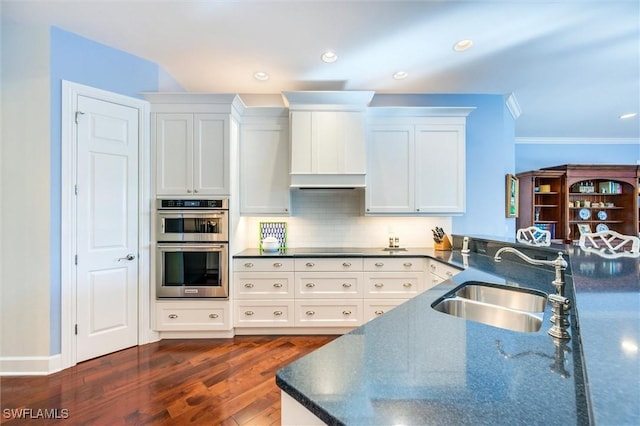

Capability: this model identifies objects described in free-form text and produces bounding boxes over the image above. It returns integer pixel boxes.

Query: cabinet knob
[374,310,384,316]
[306,310,315,316]
[244,311,255,316]
[342,310,352,316]
[273,262,283,268]
[343,262,352,267]
[306,262,315,267]
[375,262,384,267]
[305,282,316,288]
[403,282,412,288]
[403,262,413,267]
[244,262,254,268]
[342,283,352,288]
[273,310,283,316]
[273,283,283,288]
[244,283,254,288]
[374,283,384,288]
[186,189,192,193]
[209,313,219,319]
[168,314,178,319]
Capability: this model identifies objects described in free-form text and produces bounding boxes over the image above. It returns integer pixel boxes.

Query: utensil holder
[434,235,452,251]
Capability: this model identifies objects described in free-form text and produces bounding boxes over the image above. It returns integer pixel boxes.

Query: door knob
[118,253,135,261]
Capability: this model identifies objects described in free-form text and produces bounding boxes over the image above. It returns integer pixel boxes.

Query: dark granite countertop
[254,241,640,425]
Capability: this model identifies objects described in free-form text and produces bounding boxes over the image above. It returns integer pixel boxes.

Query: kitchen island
[273,238,639,425]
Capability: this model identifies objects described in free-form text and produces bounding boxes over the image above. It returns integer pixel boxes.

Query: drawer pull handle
[403,282,412,288]
[168,314,178,319]
[374,283,384,288]
[342,310,352,316]
[305,282,316,288]
[244,283,254,288]
[343,262,352,267]
[430,264,436,270]
[375,262,384,267]
[446,271,453,277]
[274,311,283,316]
[374,310,384,316]
[244,262,254,268]
[306,262,315,267]
[273,283,283,288]
[306,310,315,316]
[403,262,413,267]
[342,283,352,288]
[245,311,255,316]
[273,262,283,268]
[209,313,219,319]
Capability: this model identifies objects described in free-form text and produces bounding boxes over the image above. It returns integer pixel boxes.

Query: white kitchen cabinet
[155,113,230,196]
[429,259,462,287]
[363,257,426,320]
[233,258,295,328]
[366,109,473,214]
[154,301,230,331]
[239,110,290,214]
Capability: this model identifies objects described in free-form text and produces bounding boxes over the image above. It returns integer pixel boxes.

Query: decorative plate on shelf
[579,208,591,220]
[597,210,607,221]
[596,223,609,232]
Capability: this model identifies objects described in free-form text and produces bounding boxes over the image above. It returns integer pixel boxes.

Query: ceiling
[2,0,639,140]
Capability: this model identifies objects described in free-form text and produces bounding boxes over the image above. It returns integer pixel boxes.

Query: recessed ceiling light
[453,39,473,52]
[253,71,269,81]
[321,50,338,63]
[393,71,408,80]
[619,112,638,119]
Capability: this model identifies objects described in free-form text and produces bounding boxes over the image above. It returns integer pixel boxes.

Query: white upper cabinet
[144,93,242,197]
[366,108,474,214]
[239,110,290,215]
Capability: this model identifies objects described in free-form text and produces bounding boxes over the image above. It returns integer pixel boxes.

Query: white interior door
[75,95,139,362]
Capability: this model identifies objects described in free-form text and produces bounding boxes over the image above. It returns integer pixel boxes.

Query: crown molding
[505,93,521,120]
[515,137,640,145]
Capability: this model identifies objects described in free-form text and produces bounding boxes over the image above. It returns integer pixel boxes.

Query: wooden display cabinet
[517,169,565,242]
[518,165,639,243]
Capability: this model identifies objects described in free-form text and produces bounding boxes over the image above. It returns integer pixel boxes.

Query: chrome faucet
[494,247,571,340]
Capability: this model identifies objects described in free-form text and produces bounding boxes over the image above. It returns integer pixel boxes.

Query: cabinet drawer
[363,273,424,298]
[429,260,461,281]
[363,299,407,322]
[295,272,363,298]
[294,300,363,327]
[234,258,294,272]
[234,272,294,299]
[364,257,425,272]
[234,300,294,327]
[155,303,229,331]
[294,258,363,272]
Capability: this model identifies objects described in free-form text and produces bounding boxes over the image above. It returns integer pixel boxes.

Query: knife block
[434,235,452,251]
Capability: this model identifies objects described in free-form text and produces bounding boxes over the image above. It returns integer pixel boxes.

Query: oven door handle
[157,244,227,251]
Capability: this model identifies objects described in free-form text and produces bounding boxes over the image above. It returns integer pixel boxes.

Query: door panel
[76,95,139,362]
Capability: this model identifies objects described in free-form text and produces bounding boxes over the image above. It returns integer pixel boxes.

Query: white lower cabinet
[363,257,427,321]
[155,301,230,331]
[429,259,462,286]
[233,256,430,332]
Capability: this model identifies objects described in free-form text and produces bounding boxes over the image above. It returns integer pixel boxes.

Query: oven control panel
[158,199,228,209]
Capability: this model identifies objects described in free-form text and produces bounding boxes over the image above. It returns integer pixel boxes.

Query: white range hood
[283,91,375,188]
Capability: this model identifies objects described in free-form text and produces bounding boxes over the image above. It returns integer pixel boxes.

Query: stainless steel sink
[453,282,546,313]
[431,282,547,333]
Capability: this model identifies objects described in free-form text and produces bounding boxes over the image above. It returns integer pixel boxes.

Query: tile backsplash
[237,189,452,249]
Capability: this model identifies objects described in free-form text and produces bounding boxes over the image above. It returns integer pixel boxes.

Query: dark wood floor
[0,335,336,425]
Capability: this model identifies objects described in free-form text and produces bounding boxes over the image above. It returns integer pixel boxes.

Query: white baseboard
[0,354,62,376]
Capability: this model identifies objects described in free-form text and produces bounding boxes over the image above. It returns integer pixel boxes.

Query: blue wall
[515,142,639,173]
[49,27,161,354]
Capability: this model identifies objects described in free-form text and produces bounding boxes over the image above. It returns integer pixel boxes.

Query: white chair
[579,230,640,259]
[516,226,551,247]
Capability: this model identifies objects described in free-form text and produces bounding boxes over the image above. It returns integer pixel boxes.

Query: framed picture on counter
[505,174,519,218]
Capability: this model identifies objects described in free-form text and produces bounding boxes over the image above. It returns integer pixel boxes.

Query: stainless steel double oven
[155,199,229,299]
